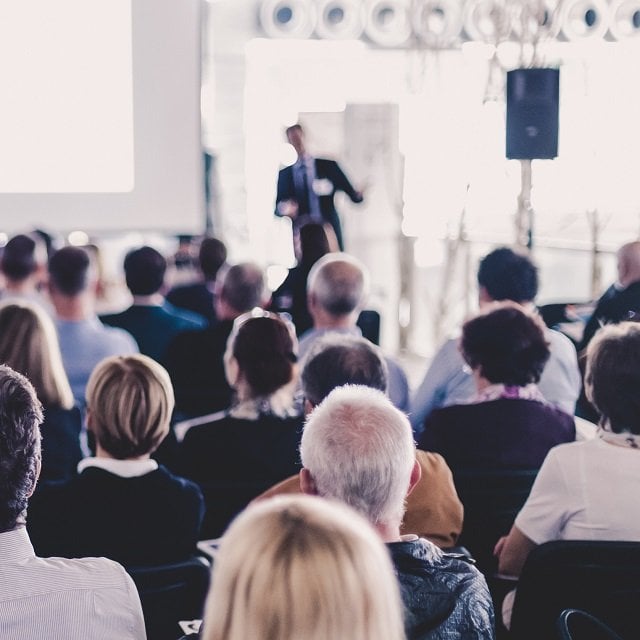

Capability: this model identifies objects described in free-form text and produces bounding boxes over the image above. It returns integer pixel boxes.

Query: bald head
[307,253,369,322]
[617,242,640,288]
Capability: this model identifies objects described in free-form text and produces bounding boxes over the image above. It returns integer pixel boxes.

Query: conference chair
[556,609,624,640]
[128,555,211,640]
[509,540,640,640]
[452,468,539,575]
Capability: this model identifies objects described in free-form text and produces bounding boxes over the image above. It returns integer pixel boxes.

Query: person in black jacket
[29,354,204,567]
[179,313,303,537]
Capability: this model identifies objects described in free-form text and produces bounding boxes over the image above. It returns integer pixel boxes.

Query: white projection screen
[0,0,204,234]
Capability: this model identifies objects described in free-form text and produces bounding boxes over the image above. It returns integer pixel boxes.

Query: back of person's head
[123,246,167,296]
[0,365,43,532]
[86,354,174,459]
[461,302,550,386]
[307,253,369,317]
[198,237,227,281]
[301,334,387,406]
[48,246,92,296]
[299,224,330,268]
[300,385,415,526]
[228,315,297,397]
[0,302,73,409]
[585,322,640,434]
[202,495,406,640]
[477,247,538,303]
[1,234,44,283]
[616,241,640,287]
[219,263,265,314]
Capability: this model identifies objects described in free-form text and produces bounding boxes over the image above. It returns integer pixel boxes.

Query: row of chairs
[129,540,640,640]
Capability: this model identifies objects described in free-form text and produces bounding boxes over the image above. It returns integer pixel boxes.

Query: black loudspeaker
[506,68,559,159]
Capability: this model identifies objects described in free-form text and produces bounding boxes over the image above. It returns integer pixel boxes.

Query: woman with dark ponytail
[179,312,303,536]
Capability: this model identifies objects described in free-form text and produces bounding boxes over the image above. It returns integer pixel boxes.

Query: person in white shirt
[0,364,146,639]
[496,321,640,577]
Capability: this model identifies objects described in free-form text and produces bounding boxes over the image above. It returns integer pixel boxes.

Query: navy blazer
[276,158,362,248]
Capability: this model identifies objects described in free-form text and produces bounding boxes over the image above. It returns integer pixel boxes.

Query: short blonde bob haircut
[202,495,406,640]
[0,301,73,409]
[86,354,174,459]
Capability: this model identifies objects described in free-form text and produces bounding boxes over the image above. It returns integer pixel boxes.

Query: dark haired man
[410,246,581,434]
[0,233,49,308]
[275,123,363,251]
[0,365,145,638]
[166,237,228,324]
[101,245,206,365]
[49,246,138,403]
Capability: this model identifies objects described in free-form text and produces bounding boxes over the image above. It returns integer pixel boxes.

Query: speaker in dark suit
[506,68,559,160]
[275,124,364,251]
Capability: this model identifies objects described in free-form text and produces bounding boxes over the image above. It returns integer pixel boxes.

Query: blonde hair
[86,354,174,459]
[202,495,406,640]
[0,301,73,409]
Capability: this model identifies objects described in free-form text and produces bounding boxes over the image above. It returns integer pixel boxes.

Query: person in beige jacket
[255,333,463,548]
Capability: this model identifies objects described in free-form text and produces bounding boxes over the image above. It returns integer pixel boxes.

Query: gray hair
[300,385,415,527]
[220,263,265,314]
[306,253,369,317]
[301,334,387,406]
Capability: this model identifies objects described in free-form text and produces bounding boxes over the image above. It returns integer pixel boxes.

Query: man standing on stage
[275,123,364,251]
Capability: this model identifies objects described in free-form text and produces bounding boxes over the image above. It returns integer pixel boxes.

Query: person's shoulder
[546,327,578,354]
[100,323,139,354]
[155,464,204,496]
[162,302,207,328]
[39,553,132,589]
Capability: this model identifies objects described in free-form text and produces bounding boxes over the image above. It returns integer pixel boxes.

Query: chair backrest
[556,609,624,640]
[510,541,640,640]
[199,480,276,538]
[128,556,211,640]
[453,468,539,574]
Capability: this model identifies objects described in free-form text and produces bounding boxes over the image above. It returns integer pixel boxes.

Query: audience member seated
[410,247,581,433]
[418,303,575,470]
[101,245,206,365]
[256,334,464,548]
[0,233,50,310]
[299,385,495,639]
[200,495,406,640]
[167,236,227,325]
[179,313,303,534]
[29,355,204,567]
[299,252,410,411]
[0,365,146,638]
[166,262,267,417]
[496,321,640,578]
[579,241,640,351]
[48,246,138,403]
[0,301,81,483]
[271,223,331,336]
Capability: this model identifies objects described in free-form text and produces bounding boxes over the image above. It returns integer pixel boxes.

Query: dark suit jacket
[39,405,83,484]
[166,282,217,326]
[276,158,363,248]
[579,281,640,351]
[165,319,235,418]
[28,465,204,567]
[101,302,206,365]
